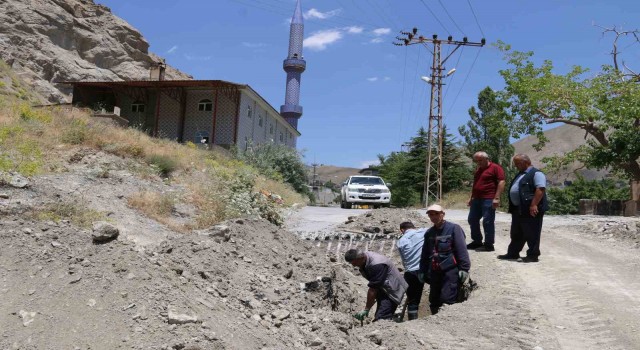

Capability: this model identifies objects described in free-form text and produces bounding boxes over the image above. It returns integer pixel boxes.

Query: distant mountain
[0,0,191,103]
[312,165,362,186]
[513,124,609,184]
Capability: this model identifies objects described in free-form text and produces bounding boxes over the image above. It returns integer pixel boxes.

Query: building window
[258,114,263,127]
[198,99,213,112]
[247,105,252,118]
[288,132,292,139]
[131,102,145,113]
[269,124,274,135]
[279,132,284,142]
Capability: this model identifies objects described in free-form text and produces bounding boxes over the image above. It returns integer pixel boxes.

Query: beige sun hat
[426,204,444,213]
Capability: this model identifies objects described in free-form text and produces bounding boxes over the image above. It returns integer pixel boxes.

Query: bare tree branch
[594,24,640,76]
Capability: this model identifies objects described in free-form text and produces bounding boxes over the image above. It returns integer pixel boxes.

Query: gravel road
[287,206,640,350]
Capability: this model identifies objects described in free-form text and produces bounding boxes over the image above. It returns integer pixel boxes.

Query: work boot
[475,244,495,252]
[520,256,539,263]
[497,254,520,260]
[407,312,418,321]
[466,241,483,249]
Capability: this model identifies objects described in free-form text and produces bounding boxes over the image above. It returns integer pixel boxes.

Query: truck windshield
[350,177,384,185]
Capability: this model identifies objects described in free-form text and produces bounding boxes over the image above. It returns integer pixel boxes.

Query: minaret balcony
[283,58,306,72]
[280,104,303,116]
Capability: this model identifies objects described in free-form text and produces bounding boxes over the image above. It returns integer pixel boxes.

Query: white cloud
[304,30,343,51]
[242,42,267,48]
[367,77,379,82]
[304,8,341,20]
[372,28,391,36]
[370,38,385,44]
[184,54,212,61]
[166,45,178,54]
[358,160,380,168]
[345,26,364,34]
[383,77,391,81]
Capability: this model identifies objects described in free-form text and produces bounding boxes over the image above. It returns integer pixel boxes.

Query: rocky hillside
[0,0,191,104]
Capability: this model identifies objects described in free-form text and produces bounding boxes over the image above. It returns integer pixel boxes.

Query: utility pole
[395,29,484,207]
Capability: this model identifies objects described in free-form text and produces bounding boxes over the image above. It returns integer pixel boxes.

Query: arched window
[269,124,274,135]
[258,114,263,127]
[131,102,145,113]
[247,105,252,118]
[198,99,213,112]
[279,132,284,142]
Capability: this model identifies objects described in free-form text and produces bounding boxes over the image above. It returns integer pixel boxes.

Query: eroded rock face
[0,0,191,103]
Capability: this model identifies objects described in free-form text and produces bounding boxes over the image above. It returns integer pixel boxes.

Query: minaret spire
[280,0,306,131]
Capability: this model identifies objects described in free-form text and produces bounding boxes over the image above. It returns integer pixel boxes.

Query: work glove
[458,270,469,284]
[353,309,369,321]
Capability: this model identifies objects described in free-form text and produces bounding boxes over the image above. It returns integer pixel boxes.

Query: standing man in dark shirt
[466,151,506,252]
[345,249,408,321]
[419,205,471,314]
[498,154,548,263]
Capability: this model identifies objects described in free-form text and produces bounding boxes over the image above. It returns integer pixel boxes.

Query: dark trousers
[374,292,398,321]
[507,211,544,258]
[404,271,425,319]
[468,198,496,245]
[429,268,459,314]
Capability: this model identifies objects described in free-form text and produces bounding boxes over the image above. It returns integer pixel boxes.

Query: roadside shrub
[19,104,52,123]
[146,154,177,177]
[61,119,88,144]
[547,177,630,214]
[234,143,310,197]
[0,125,42,176]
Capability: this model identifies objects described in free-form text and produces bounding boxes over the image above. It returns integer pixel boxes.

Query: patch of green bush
[19,104,52,123]
[0,125,42,176]
[547,177,630,214]
[146,154,178,177]
[61,119,88,144]
[234,143,310,198]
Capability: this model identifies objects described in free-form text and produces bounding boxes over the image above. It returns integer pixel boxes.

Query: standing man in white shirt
[396,221,427,320]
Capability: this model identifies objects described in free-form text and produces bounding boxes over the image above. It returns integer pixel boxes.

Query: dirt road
[287,206,640,350]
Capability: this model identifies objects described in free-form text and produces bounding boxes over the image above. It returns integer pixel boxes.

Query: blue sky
[96,0,640,168]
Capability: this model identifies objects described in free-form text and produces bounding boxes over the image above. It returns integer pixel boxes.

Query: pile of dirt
[337,208,431,237]
[0,213,384,349]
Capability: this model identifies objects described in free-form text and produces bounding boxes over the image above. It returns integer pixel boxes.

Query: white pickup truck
[340,175,391,209]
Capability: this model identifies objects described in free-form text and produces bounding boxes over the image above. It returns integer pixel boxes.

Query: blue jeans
[468,198,495,245]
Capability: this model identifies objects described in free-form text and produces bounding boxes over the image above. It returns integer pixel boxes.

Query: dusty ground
[287,207,640,350]
[1,151,639,349]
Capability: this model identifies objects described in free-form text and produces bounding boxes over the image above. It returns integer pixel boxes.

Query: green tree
[496,35,640,193]
[377,125,471,206]
[458,86,514,167]
[547,177,630,214]
[234,143,311,198]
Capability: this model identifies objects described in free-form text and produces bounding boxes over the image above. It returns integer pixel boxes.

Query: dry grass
[439,189,471,210]
[0,63,308,230]
[32,201,106,229]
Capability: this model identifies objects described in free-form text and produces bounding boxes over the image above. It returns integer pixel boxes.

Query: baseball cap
[426,204,444,213]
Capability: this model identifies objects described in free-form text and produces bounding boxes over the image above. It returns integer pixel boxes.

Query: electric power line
[417,0,450,35]
[437,0,466,36]
[466,0,485,38]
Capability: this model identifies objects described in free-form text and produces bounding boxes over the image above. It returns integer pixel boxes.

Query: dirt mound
[0,214,380,349]
[337,208,431,237]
